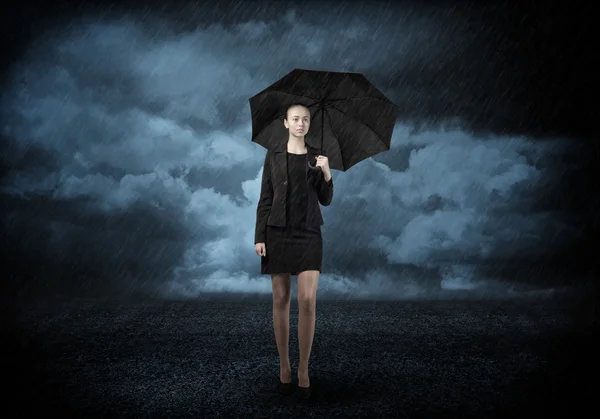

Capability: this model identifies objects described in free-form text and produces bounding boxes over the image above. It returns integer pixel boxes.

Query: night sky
[0,0,596,300]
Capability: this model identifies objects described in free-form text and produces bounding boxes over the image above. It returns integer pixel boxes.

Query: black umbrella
[249,68,398,171]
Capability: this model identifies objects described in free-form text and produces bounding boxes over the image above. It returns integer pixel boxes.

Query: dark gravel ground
[2,291,596,418]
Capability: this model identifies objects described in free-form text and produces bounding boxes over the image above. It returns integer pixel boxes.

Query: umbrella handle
[307,158,322,171]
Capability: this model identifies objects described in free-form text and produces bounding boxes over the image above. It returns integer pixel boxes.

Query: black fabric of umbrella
[249,68,399,172]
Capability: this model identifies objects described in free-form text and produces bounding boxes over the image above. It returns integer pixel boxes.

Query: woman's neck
[287,137,306,153]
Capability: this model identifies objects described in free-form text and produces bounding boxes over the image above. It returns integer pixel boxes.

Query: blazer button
[284,181,287,185]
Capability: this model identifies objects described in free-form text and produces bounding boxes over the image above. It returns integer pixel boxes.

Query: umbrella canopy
[249,68,398,171]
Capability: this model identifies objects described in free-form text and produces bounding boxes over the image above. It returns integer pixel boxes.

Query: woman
[254,103,334,398]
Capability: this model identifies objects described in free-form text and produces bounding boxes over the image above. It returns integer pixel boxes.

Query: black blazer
[254,144,334,244]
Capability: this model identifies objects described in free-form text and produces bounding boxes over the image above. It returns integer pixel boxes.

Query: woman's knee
[297,294,316,312]
[271,273,291,307]
[297,271,318,311]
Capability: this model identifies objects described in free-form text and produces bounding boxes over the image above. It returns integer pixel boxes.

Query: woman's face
[284,106,311,136]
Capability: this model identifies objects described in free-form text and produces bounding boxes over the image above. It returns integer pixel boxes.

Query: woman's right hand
[255,242,266,257]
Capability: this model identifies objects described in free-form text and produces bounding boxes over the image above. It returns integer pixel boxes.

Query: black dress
[261,152,323,276]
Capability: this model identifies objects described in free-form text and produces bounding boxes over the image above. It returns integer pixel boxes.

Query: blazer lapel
[272,148,287,187]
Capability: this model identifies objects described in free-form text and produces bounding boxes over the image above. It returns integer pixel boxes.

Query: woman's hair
[283,102,310,120]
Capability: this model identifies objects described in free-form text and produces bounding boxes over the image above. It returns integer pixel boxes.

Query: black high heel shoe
[297,384,311,399]
[278,380,294,395]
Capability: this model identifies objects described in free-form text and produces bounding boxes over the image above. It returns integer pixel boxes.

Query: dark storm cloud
[0,2,584,299]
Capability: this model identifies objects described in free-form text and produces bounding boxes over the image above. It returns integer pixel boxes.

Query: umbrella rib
[327,103,389,148]
[327,95,395,106]
[323,106,345,165]
[324,107,338,139]
[260,90,321,103]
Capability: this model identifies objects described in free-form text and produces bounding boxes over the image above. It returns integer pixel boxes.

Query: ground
[3,291,595,418]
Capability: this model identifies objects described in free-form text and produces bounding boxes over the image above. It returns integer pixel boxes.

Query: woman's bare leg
[296,270,319,387]
[271,273,292,382]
